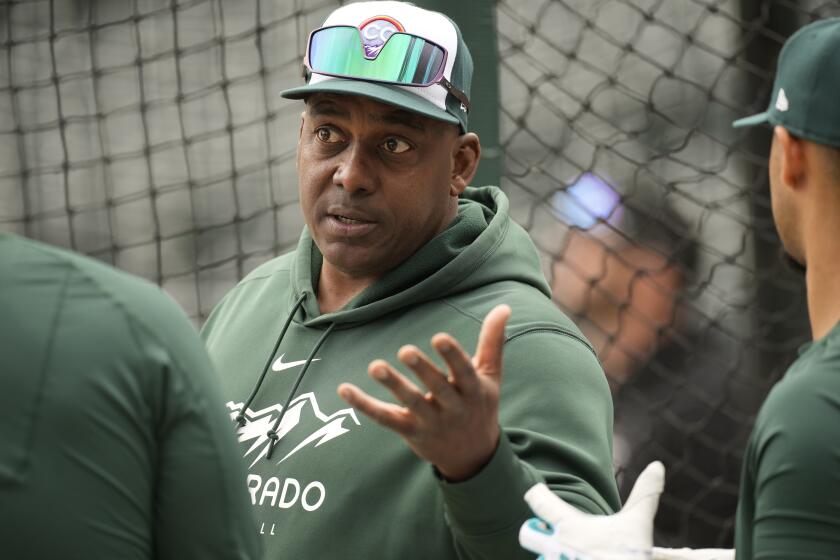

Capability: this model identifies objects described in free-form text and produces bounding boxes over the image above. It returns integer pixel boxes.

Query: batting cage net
[2,0,838,549]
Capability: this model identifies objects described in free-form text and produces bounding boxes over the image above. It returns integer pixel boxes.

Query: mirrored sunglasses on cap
[303,25,470,112]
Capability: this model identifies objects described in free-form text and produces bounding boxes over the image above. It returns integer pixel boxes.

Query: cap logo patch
[775,88,789,112]
[358,16,405,59]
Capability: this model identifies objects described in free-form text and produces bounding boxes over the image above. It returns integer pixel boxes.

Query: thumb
[523,483,585,526]
[473,304,510,377]
[621,461,665,524]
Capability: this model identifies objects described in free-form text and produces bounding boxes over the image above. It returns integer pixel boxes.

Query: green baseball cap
[281,1,473,133]
[732,17,840,149]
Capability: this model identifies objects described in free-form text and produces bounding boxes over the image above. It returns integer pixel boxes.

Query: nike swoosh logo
[272,353,321,372]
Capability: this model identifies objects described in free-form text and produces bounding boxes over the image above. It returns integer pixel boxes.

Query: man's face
[297,93,460,278]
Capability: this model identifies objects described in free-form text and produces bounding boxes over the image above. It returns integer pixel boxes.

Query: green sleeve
[141,291,262,560]
[439,330,620,559]
[740,373,840,559]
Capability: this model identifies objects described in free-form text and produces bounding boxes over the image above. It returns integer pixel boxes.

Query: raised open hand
[338,304,511,481]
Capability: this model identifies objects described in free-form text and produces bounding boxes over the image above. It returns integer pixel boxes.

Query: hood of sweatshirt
[288,186,550,327]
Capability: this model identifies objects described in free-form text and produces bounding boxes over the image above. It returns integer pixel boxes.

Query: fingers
[367,359,433,416]
[397,345,460,408]
[431,333,480,393]
[429,304,511,392]
[523,482,584,526]
[355,304,512,414]
[473,304,511,376]
[622,460,665,525]
[624,460,665,507]
[337,382,414,434]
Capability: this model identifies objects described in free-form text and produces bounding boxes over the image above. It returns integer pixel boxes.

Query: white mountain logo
[227,393,361,468]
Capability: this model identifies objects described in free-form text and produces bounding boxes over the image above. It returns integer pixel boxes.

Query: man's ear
[450,132,481,196]
[775,126,806,192]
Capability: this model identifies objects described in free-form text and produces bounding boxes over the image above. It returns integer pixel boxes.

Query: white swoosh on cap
[272,353,321,372]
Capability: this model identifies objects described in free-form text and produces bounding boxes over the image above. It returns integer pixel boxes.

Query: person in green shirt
[200,2,620,558]
[518,17,840,560]
[0,233,261,560]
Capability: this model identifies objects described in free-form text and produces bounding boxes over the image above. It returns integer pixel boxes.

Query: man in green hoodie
[201,2,620,558]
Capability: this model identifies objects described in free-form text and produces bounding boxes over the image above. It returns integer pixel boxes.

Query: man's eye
[316,127,341,143]
[382,137,411,154]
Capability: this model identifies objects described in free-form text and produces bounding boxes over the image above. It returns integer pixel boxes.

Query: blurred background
[2,0,837,549]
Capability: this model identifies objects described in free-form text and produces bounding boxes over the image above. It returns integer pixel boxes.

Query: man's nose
[333,144,376,194]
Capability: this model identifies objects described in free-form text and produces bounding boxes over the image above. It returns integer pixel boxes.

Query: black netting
[3,0,839,549]
[1,0,340,319]
[497,0,839,547]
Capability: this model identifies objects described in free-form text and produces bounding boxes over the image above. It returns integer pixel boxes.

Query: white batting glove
[519,461,665,560]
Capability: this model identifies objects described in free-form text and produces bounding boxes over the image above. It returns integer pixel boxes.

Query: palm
[338,305,511,481]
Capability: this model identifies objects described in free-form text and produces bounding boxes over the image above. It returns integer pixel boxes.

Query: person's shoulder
[450,280,590,345]
[67,249,187,330]
[4,234,171,313]
[213,252,295,307]
[767,342,840,407]
[86,257,199,354]
[2,235,203,369]
[745,345,840,504]
[200,251,295,339]
[2,234,129,286]
[753,345,840,448]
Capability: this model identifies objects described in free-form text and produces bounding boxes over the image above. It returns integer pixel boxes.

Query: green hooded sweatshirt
[201,186,620,559]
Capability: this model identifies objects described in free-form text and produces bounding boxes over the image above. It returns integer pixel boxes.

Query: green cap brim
[732,111,770,128]
[281,78,460,127]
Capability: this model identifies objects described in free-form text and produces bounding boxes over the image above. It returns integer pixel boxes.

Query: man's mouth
[324,210,377,237]
[333,214,371,225]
